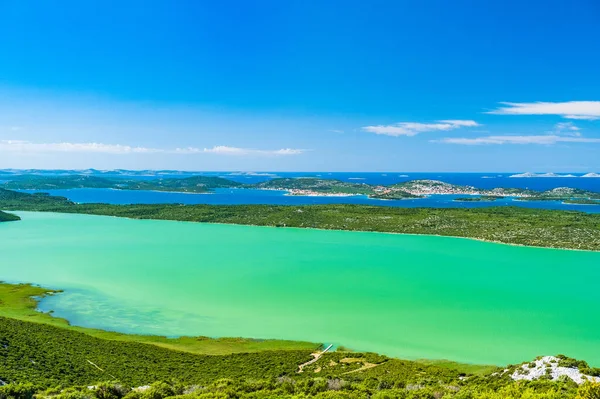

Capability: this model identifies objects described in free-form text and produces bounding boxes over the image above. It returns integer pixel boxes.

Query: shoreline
[7,209,600,254]
[0,281,320,356]
[0,281,499,370]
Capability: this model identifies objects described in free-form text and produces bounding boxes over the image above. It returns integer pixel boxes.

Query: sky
[0,0,599,172]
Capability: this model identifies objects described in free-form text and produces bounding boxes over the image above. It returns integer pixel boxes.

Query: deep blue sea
[13,171,600,213]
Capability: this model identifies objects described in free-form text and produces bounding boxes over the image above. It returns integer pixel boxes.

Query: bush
[0,384,37,399]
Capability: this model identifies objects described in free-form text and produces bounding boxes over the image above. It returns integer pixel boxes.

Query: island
[2,174,242,193]
[454,195,504,202]
[252,177,375,196]
[3,175,599,204]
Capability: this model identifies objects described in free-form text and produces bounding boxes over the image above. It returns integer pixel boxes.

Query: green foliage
[0,316,313,387]
[0,211,20,222]
[2,176,241,194]
[254,178,375,195]
[576,382,600,399]
[0,383,37,399]
[1,315,598,398]
[0,377,596,399]
[453,196,503,202]
[557,355,590,370]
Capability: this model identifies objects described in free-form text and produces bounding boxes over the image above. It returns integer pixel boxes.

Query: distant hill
[0,188,74,209]
[3,175,117,190]
[2,175,242,193]
[252,177,374,194]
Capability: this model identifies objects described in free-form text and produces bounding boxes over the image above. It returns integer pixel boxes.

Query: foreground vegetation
[2,188,600,250]
[0,283,318,356]
[1,313,599,398]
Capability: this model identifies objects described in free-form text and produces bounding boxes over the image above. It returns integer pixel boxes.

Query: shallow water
[2,211,600,365]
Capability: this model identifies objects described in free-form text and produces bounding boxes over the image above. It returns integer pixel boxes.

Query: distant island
[508,172,600,178]
[2,174,599,204]
[1,174,242,193]
[454,195,504,202]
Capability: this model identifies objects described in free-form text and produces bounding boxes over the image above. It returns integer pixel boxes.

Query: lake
[2,211,600,365]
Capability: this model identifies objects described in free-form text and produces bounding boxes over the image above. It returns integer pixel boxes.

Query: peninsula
[0,210,20,222]
[2,188,599,250]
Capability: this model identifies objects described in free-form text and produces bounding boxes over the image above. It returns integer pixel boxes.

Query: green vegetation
[4,175,600,203]
[0,189,72,208]
[0,315,314,387]
[253,178,375,195]
[0,283,318,356]
[5,378,600,399]
[1,313,598,398]
[0,282,598,398]
[454,196,504,202]
[0,211,20,222]
[2,188,600,250]
[556,356,600,377]
[368,191,420,200]
[2,175,241,194]
[3,175,117,190]
[562,199,600,205]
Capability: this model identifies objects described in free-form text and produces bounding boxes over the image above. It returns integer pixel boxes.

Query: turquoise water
[1,212,600,365]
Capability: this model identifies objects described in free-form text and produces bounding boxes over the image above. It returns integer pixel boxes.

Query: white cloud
[553,122,581,137]
[554,122,580,132]
[434,135,600,145]
[363,120,479,137]
[0,140,161,154]
[0,141,306,156]
[200,146,305,156]
[487,101,600,120]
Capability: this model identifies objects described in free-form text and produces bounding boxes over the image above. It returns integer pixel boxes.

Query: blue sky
[0,0,599,171]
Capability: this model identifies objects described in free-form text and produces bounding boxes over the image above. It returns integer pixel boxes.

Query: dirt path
[297,344,333,373]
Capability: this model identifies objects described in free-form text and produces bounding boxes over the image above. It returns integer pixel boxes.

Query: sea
[9,171,600,213]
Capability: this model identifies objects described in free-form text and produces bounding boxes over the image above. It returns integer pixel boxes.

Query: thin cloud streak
[434,135,600,145]
[363,120,479,137]
[199,146,306,156]
[0,140,161,154]
[0,141,306,156]
[487,101,600,120]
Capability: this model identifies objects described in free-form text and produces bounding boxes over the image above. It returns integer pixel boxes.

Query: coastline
[0,281,320,356]
[0,281,499,372]
[8,209,600,254]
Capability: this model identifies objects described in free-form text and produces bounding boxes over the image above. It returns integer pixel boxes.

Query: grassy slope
[0,315,315,387]
[0,283,318,355]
